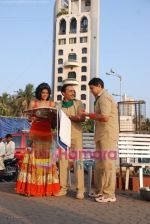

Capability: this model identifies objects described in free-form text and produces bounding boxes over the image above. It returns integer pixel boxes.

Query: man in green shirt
[55,84,85,199]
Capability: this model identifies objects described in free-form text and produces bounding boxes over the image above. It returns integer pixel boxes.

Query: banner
[0,116,30,138]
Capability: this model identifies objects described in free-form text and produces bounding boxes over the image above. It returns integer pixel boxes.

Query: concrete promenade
[0,179,150,224]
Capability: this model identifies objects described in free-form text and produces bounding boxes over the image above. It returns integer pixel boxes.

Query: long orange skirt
[16,121,60,196]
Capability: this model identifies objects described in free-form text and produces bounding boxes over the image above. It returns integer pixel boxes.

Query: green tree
[0,92,11,116]
[13,84,34,116]
[0,84,34,117]
[141,118,150,133]
[82,119,94,133]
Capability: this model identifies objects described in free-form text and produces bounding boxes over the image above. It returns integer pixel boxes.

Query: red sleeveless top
[29,101,53,142]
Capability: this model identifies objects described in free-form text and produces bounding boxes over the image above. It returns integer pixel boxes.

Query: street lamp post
[106,69,122,101]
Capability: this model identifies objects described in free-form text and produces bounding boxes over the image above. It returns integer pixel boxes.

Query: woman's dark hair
[88,78,104,88]
[35,83,51,100]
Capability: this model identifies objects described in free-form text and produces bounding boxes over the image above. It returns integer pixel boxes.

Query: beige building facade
[52,0,100,112]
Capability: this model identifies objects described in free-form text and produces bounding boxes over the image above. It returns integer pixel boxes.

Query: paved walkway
[0,180,150,224]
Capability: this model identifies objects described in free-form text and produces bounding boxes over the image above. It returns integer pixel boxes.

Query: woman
[16,83,60,196]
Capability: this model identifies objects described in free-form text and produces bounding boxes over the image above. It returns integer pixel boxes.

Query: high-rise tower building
[53,0,100,112]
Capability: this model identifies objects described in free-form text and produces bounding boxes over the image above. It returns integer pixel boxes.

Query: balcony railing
[59,31,66,35]
[80,27,88,33]
[64,59,79,67]
[57,9,68,18]
[69,30,77,34]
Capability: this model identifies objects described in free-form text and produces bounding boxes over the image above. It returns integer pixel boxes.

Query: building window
[81,66,87,72]
[57,86,62,91]
[69,38,76,44]
[81,75,87,81]
[81,85,86,91]
[58,77,63,82]
[58,49,63,55]
[82,48,87,54]
[68,72,76,79]
[58,58,63,64]
[80,37,88,43]
[58,39,66,45]
[59,19,66,35]
[81,94,86,100]
[85,0,91,6]
[70,18,77,33]
[57,95,62,101]
[58,67,63,73]
[80,17,88,33]
[68,53,77,61]
[82,57,87,63]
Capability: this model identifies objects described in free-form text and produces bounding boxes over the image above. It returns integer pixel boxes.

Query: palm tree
[0,92,11,116]
[0,84,34,117]
[13,84,34,116]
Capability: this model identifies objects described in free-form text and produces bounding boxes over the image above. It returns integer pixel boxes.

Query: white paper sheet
[59,109,71,147]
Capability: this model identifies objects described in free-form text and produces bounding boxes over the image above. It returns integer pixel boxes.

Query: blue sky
[0,0,150,117]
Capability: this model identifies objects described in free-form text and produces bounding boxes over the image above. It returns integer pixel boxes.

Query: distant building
[118,94,146,133]
[52,0,100,112]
